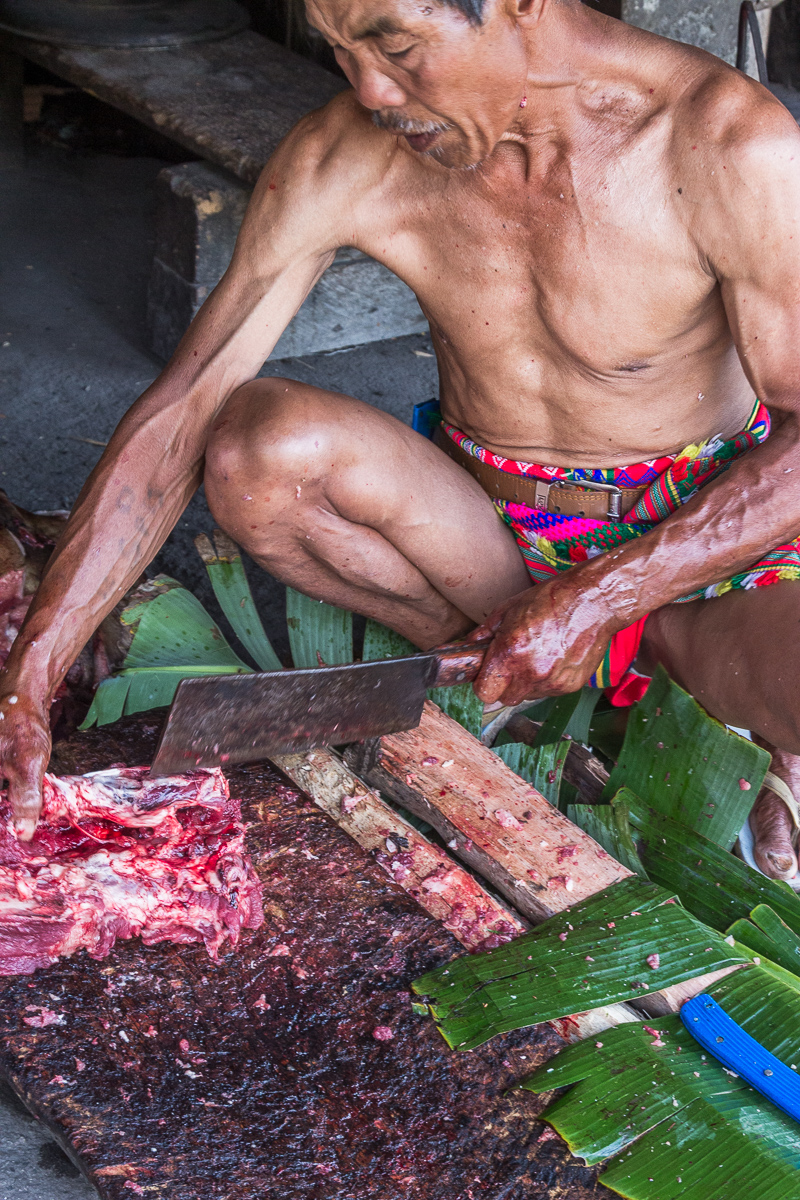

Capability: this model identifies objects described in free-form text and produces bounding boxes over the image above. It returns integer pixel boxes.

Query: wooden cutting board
[0,714,610,1200]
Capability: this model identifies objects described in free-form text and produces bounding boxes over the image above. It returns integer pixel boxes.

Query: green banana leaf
[619,790,800,937]
[285,587,353,668]
[194,530,282,671]
[522,1013,800,1199]
[362,618,417,661]
[603,666,769,850]
[426,681,484,738]
[494,741,565,806]
[567,802,648,877]
[413,878,750,1050]
[728,904,800,981]
[80,577,252,728]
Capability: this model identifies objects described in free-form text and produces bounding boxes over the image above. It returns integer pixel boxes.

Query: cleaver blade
[148,639,489,777]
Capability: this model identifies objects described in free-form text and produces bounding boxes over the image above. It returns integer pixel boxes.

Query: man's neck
[503,1,641,142]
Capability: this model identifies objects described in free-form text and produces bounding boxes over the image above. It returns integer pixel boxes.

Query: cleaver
[149,639,491,777]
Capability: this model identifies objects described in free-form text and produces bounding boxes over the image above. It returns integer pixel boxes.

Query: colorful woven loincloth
[439,400,800,705]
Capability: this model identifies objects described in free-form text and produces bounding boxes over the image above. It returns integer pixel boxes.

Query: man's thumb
[8,770,43,842]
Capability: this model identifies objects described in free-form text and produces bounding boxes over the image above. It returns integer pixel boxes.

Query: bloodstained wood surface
[8,31,346,183]
[0,714,612,1200]
[277,747,639,1043]
[348,701,631,923]
[275,747,527,952]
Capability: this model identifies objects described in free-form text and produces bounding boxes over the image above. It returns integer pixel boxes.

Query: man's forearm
[0,393,205,706]
[583,409,800,627]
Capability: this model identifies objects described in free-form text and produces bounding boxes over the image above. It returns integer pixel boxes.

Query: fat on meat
[0,767,263,975]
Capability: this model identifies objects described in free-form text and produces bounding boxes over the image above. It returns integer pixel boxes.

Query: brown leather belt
[434,424,647,522]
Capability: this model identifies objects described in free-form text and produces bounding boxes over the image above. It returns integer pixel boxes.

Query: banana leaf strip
[565,686,604,745]
[602,1088,800,1200]
[522,1014,753,1164]
[531,689,583,747]
[620,790,800,937]
[413,879,750,1050]
[80,578,251,728]
[727,905,800,981]
[362,619,417,661]
[195,530,282,671]
[708,953,800,1057]
[493,741,566,805]
[522,966,800,1198]
[567,802,648,877]
[427,681,484,739]
[603,665,770,850]
[285,587,353,668]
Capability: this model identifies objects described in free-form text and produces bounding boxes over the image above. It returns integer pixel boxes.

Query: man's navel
[617,361,652,373]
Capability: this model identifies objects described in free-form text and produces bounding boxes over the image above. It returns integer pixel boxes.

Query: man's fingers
[474,652,514,704]
[7,773,44,842]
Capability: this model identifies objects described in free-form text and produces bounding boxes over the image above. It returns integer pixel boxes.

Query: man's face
[306,0,528,169]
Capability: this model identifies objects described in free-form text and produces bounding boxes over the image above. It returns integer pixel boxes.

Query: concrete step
[4,29,428,357]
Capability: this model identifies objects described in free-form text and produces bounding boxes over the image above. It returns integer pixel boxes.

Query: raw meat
[0,767,263,975]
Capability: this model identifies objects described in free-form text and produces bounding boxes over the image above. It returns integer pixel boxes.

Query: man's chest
[365,149,719,374]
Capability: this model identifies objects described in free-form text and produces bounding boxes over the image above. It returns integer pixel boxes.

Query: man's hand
[469,573,620,706]
[0,688,51,841]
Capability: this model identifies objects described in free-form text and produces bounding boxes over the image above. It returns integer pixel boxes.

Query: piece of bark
[505,713,610,804]
[346,700,631,923]
[276,746,640,1041]
[274,747,527,953]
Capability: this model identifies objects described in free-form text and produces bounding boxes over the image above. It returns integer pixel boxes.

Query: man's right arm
[0,93,382,837]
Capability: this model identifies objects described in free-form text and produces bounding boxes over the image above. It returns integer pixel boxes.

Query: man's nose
[339,54,407,110]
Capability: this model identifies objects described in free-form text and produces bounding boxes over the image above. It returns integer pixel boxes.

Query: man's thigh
[640,581,800,753]
[205,377,531,623]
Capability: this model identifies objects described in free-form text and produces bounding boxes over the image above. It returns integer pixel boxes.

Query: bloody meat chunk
[0,767,263,975]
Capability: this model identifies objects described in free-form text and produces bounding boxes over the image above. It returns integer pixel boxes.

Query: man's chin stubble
[370,111,483,170]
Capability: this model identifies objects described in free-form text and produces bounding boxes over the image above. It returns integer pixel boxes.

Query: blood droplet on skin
[269,183,277,190]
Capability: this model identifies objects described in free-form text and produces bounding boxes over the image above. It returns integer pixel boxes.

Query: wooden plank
[275,746,640,1042]
[7,30,346,183]
[347,700,631,924]
[274,747,527,953]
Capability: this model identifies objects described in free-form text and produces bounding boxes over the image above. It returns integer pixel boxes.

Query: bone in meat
[0,767,263,975]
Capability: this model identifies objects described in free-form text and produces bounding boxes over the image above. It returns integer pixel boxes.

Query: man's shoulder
[668,50,800,166]
[262,89,405,202]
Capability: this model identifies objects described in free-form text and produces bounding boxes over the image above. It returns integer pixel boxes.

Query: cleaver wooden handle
[430,638,493,688]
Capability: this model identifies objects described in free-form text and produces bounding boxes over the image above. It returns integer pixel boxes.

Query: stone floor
[0,133,437,1199]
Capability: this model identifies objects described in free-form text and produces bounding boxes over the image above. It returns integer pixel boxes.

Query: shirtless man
[2,0,800,878]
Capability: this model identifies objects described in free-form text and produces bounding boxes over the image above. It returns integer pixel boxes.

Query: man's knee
[204,377,336,517]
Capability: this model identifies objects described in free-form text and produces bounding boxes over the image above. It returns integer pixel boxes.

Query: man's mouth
[371,111,450,154]
[403,130,440,153]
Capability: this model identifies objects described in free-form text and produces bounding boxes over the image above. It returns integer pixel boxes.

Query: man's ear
[514,0,549,21]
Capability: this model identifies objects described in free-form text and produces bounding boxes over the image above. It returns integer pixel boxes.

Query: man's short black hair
[441,0,486,23]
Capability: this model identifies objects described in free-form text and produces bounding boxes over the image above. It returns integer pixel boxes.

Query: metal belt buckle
[569,478,624,522]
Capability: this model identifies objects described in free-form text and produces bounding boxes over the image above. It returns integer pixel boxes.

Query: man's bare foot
[748,741,800,881]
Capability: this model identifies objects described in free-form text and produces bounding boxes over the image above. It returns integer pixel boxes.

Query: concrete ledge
[5,28,345,182]
[147,161,427,360]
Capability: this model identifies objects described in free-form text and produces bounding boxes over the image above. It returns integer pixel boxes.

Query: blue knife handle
[681,993,800,1124]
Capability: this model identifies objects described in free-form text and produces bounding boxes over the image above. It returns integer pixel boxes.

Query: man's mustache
[371,111,451,136]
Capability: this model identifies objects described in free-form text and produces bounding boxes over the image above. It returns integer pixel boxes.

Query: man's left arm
[475,98,800,704]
